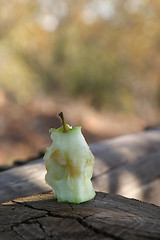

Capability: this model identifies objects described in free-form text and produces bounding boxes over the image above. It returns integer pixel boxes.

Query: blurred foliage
[0,0,160,115]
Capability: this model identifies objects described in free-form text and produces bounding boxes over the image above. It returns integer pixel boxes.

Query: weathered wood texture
[0,129,160,205]
[1,192,160,240]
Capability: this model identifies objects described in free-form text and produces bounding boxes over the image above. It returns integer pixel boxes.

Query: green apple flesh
[43,124,95,203]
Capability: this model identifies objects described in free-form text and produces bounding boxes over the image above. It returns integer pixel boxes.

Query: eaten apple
[43,112,95,203]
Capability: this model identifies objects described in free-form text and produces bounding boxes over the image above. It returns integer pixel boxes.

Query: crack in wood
[1,191,159,240]
[35,219,54,239]
[76,217,123,240]
[11,226,26,240]
[11,215,52,240]
[35,220,46,234]
[11,214,47,228]
[100,193,108,202]
[83,213,95,220]
[69,203,74,211]
[12,200,124,240]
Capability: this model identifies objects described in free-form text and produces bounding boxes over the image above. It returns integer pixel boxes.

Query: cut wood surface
[1,192,160,240]
[0,129,160,205]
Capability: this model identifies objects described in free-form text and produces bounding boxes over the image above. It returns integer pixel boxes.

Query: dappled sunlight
[117,170,141,197]
[92,131,160,205]
[0,159,51,203]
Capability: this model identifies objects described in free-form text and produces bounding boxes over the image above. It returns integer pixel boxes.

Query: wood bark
[1,192,160,240]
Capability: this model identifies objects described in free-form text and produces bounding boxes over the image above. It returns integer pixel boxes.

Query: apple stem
[58,112,67,133]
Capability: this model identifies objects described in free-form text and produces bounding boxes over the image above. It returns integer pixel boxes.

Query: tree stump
[1,192,160,240]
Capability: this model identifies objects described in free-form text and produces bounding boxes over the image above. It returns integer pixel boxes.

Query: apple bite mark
[43,112,96,203]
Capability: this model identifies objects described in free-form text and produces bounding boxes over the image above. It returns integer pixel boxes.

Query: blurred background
[0,0,160,167]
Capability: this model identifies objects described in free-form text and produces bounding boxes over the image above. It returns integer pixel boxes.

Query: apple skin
[44,124,95,203]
